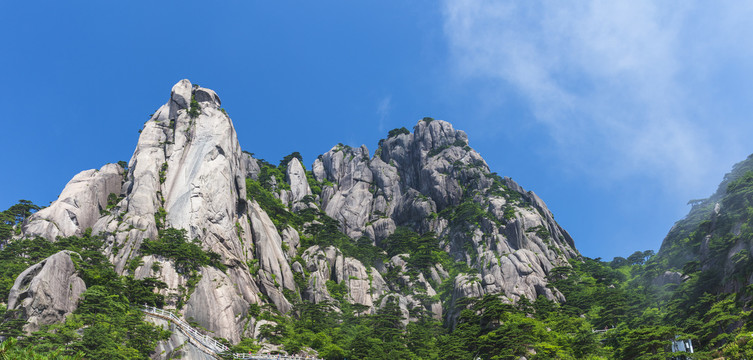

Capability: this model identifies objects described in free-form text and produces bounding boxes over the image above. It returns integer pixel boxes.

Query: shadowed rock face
[7,251,86,333]
[15,80,580,347]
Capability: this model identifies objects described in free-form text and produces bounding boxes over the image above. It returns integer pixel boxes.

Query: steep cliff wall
[17,81,580,347]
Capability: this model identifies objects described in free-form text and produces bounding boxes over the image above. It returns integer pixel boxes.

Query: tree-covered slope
[656,153,753,293]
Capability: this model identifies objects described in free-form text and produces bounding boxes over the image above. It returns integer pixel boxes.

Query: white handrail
[140,306,321,360]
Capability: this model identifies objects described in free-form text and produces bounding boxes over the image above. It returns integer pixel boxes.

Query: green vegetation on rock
[0,223,170,359]
[141,228,226,273]
[387,127,410,138]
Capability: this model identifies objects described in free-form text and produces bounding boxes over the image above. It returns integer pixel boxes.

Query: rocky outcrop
[286,158,311,204]
[7,251,86,333]
[241,152,261,180]
[184,267,251,343]
[23,164,124,240]
[301,246,340,304]
[316,145,375,238]
[21,80,264,342]
[248,201,295,313]
[299,245,390,314]
[309,119,578,320]
[13,81,582,347]
[447,274,485,326]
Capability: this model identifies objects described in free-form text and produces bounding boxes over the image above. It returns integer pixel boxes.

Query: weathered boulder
[23,163,124,240]
[7,251,86,333]
[193,86,221,106]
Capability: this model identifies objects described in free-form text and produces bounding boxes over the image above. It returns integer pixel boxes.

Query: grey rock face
[23,163,124,240]
[184,267,251,343]
[341,257,373,308]
[241,151,261,180]
[281,226,301,258]
[249,201,296,313]
[317,145,375,238]
[285,158,311,204]
[14,81,583,344]
[20,80,268,343]
[169,79,192,120]
[446,274,484,325]
[312,119,578,321]
[381,255,443,321]
[300,245,393,314]
[7,251,86,333]
[193,87,221,106]
[301,245,341,304]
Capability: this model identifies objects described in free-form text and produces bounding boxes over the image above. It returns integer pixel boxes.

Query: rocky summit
[8,80,580,358]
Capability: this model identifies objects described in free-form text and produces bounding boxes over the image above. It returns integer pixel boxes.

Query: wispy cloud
[442,1,753,196]
[377,95,392,133]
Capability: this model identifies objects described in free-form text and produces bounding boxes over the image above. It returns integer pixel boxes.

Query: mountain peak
[14,81,579,350]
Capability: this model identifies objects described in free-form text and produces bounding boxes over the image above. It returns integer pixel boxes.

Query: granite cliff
[13,80,580,356]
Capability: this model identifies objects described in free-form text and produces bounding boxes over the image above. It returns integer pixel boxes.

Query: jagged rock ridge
[17,80,580,353]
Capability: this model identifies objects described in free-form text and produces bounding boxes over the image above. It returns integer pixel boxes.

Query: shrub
[188,95,200,118]
[140,228,226,274]
[388,127,410,138]
[159,162,168,184]
[246,178,298,231]
[503,206,516,220]
[258,161,290,191]
[427,139,468,158]
[279,152,304,170]
[106,193,123,211]
[154,207,167,229]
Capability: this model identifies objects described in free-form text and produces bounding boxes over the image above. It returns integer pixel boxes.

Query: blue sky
[2,1,753,260]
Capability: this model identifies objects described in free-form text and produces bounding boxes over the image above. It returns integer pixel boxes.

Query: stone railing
[140,306,321,360]
[141,305,229,355]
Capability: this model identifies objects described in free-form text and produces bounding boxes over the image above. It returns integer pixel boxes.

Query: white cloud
[377,95,392,133]
[442,0,753,196]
